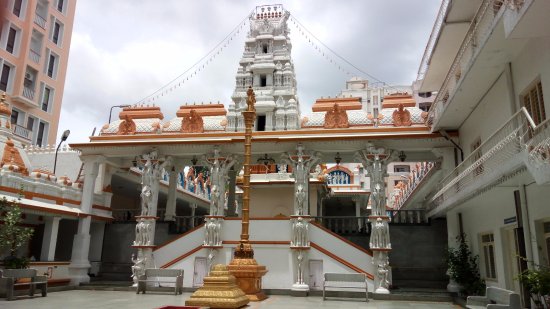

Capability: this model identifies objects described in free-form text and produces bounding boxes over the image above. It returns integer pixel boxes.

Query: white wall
[512,37,550,116]
[447,187,516,289]
[459,73,514,159]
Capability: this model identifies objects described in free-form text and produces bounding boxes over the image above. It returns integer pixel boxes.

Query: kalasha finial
[246,87,256,112]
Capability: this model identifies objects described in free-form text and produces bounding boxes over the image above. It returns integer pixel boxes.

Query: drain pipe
[519,185,535,267]
[439,130,464,164]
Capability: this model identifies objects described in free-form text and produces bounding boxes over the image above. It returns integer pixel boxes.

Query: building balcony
[427,108,535,217]
[29,49,41,64]
[11,124,33,141]
[22,86,35,101]
[34,13,47,29]
[426,0,513,130]
[524,117,550,185]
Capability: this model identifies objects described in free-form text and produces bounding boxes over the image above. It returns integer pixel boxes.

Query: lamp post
[53,129,70,174]
[227,87,268,301]
[108,105,130,123]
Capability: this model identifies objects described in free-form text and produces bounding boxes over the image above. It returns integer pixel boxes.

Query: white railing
[416,0,450,81]
[34,13,46,29]
[393,162,437,210]
[426,0,506,126]
[526,118,550,168]
[429,108,535,211]
[25,143,77,154]
[12,124,33,140]
[22,86,35,100]
[389,209,429,225]
[29,49,41,64]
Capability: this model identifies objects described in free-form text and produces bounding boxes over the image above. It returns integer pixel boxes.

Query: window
[0,64,12,92]
[36,121,47,146]
[256,115,266,131]
[13,0,23,17]
[10,109,19,125]
[394,165,410,173]
[544,222,550,267]
[6,27,17,54]
[52,22,61,44]
[46,52,59,78]
[260,75,267,87]
[419,102,431,112]
[56,0,65,13]
[262,44,268,53]
[26,116,35,131]
[523,81,546,125]
[481,233,497,280]
[41,86,52,112]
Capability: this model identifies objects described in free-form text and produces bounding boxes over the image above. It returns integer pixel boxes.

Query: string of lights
[134,11,254,105]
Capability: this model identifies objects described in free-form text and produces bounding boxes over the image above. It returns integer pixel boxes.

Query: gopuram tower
[226,4,300,132]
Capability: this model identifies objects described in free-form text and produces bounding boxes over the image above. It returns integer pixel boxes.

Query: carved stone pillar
[164,159,181,221]
[356,144,394,294]
[131,150,167,286]
[282,144,321,292]
[201,147,236,271]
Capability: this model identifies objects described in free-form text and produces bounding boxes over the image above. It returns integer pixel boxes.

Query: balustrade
[34,13,46,29]
[388,210,429,225]
[312,216,370,235]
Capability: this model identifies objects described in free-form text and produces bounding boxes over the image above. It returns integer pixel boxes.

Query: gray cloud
[60,0,440,144]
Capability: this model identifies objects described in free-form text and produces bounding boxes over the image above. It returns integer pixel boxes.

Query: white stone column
[354,197,363,231]
[40,217,61,261]
[282,144,322,292]
[69,156,101,285]
[131,151,169,286]
[356,144,394,294]
[164,161,182,221]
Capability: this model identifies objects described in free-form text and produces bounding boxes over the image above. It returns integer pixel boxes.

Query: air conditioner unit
[24,73,34,82]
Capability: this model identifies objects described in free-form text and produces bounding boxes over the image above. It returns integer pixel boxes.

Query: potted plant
[0,197,34,269]
[517,263,550,308]
[445,233,486,296]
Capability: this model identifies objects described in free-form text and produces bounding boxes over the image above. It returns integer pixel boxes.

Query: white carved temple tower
[227,4,300,132]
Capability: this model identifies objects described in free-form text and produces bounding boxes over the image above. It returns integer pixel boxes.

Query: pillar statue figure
[356,144,395,294]
[282,143,321,216]
[132,150,169,286]
[291,217,309,247]
[202,146,236,216]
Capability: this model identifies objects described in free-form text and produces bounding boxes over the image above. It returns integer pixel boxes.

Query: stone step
[392,279,449,289]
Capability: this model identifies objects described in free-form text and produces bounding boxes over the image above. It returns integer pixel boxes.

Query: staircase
[313,214,448,290]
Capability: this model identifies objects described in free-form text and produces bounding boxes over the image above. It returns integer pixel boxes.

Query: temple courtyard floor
[0,290,462,308]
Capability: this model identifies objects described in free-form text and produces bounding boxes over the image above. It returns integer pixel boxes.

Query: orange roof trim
[312,97,362,112]
[119,106,164,120]
[382,93,415,108]
[177,104,227,117]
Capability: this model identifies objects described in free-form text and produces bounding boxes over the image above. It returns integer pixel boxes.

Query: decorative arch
[325,165,354,185]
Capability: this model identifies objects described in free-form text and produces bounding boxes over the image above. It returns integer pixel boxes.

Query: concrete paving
[0,290,462,308]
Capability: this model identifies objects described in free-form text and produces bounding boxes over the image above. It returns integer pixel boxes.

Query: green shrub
[445,233,486,296]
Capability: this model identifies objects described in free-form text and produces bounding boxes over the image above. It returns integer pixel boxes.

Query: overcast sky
[59,0,441,144]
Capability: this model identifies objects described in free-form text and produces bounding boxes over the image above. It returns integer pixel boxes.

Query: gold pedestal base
[185,264,249,309]
[227,243,268,302]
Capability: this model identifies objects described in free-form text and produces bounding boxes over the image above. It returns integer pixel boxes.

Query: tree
[445,233,486,296]
[517,263,550,308]
[0,196,34,268]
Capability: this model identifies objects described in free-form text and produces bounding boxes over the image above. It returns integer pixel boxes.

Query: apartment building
[0,0,75,146]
